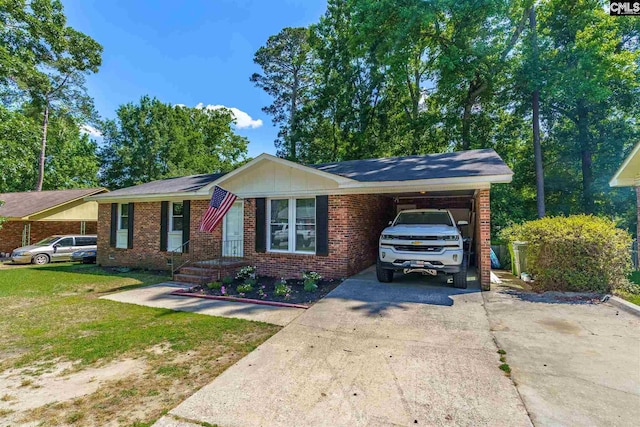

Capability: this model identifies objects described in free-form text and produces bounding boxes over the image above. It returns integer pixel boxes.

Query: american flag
[199,186,237,232]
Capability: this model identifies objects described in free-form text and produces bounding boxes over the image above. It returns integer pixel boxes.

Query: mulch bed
[185,276,342,306]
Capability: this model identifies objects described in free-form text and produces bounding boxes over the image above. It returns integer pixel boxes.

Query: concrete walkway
[156,268,531,427]
[101,283,305,326]
[484,275,640,426]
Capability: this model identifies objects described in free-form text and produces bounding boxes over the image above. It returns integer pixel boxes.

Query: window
[56,237,74,247]
[119,203,129,230]
[268,198,315,253]
[171,202,184,231]
[269,199,289,251]
[75,236,96,246]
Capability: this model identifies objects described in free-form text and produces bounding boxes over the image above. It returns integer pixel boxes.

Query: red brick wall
[0,220,97,255]
[242,195,392,280]
[475,189,491,290]
[97,201,222,270]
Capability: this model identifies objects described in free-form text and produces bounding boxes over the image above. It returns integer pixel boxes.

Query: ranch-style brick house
[87,149,512,289]
[0,188,107,257]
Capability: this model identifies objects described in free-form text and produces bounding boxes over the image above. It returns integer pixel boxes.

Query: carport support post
[477,189,491,290]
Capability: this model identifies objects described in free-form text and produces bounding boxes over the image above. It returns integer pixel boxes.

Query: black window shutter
[182,200,191,253]
[316,195,329,256]
[255,198,266,253]
[110,203,117,248]
[160,201,168,251]
[127,203,134,249]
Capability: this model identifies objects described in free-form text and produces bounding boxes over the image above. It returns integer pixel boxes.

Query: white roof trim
[199,153,355,194]
[610,142,640,187]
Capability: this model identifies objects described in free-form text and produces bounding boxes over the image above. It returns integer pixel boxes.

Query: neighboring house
[0,188,108,256]
[87,149,512,289]
[610,142,640,246]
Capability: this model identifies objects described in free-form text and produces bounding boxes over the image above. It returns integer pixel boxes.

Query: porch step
[180,266,223,276]
[173,273,210,284]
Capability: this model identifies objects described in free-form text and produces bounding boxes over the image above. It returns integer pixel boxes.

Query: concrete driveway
[484,274,640,426]
[157,268,530,427]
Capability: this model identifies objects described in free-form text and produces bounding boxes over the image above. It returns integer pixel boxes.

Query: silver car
[11,235,98,265]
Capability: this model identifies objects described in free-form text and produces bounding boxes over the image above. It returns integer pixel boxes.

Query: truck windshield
[394,212,452,226]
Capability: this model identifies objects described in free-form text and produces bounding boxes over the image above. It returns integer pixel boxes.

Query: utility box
[511,241,528,277]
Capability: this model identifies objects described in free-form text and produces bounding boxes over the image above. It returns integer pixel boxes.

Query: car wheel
[452,256,468,289]
[32,254,50,265]
[376,258,394,283]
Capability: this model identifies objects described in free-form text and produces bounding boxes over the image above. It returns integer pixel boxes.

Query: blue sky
[61,0,327,157]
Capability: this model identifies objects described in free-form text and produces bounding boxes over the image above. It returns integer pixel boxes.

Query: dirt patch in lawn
[188,276,342,306]
[0,338,271,426]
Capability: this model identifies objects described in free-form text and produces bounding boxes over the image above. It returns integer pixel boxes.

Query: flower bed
[180,267,342,307]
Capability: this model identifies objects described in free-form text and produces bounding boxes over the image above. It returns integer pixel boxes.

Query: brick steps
[173,259,250,285]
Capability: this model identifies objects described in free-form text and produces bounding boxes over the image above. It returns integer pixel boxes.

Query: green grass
[0,262,279,424]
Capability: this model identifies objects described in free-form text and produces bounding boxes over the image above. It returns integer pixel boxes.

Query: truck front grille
[393,245,443,252]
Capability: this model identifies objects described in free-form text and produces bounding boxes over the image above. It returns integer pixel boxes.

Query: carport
[376,189,490,289]
[312,149,504,290]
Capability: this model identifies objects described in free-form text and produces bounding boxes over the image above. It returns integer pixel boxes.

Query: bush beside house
[501,215,631,293]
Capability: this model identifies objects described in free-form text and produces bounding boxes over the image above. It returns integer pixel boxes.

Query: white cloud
[195,103,263,129]
[80,124,103,138]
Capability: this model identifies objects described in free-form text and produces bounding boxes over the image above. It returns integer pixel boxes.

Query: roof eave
[609,142,640,187]
[16,188,108,218]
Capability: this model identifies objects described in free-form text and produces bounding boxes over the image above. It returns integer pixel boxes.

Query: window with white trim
[268,198,316,253]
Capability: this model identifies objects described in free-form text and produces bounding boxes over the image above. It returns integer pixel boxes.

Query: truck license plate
[412,261,425,267]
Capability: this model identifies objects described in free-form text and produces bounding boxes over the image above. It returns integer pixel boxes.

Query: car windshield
[35,236,60,246]
[394,212,453,226]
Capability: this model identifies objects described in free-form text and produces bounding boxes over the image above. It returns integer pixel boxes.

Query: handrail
[169,239,191,279]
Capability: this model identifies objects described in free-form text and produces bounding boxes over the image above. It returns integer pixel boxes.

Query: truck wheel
[376,259,394,283]
[452,258,468,289]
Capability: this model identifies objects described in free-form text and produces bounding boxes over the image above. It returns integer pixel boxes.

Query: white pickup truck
[377,209,468,288]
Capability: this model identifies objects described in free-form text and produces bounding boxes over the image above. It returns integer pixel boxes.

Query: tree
[99,96,249,189]
[0,0,102,191]
[537,0,639,214]
[0,104,99,192]
[251,27,314,161]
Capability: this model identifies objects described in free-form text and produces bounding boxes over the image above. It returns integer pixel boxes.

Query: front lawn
[0,263,279,426]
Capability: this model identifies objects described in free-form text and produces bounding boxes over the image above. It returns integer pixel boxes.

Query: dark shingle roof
[0,188,107,218]
[95,173,225,198]
[310,149,512,182]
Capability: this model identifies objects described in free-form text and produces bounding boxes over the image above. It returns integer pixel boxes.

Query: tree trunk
[461,101,472,150]
[530,5,545,218]
[289,70,299,161]
[35,102,49,191]
[577,102,593,214]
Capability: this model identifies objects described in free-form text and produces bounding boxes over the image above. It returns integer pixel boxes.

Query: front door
[223,201,243,257]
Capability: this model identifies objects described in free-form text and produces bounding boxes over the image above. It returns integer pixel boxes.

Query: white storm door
[223,201,243,257]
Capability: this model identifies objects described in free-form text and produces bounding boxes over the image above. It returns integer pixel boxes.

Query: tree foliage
[252,0,640,235]
[0,0,102,190]
[0,105,99,192]
[99,96,249,189]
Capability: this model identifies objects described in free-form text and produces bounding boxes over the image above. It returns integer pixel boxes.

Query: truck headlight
[442,235,459,241]
[381,234,395,240]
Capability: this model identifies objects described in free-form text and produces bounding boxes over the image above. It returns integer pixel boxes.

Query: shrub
[207,281,222,290]
[222,276,233,285]
[500,215,631,293]
[302,271,321,292]
[274,278,292,298]
[236,283,254,294]
[236,265,257,280]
